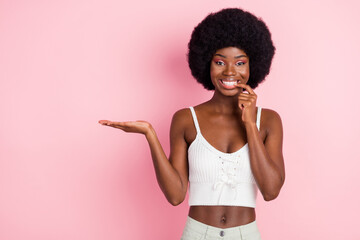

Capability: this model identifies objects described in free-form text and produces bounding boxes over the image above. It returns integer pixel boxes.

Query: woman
[99,8,285,240]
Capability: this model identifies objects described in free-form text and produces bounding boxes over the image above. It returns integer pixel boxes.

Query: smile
[219,79,240,89]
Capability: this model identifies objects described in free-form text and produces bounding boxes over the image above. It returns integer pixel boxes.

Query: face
[210,47,250,96]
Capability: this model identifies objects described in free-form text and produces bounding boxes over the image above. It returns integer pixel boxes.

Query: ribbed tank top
[188,106,262,207]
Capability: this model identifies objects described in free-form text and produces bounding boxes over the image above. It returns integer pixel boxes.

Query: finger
[236,83,255,95]
[108,121,125,126]
[99,120,112,125]
[238,100,246,108]
[238,99,252,106]
[99,120,128,127]
[238,94,255,99]
[238,97,251,101]
[239,95,257,101]
[239,93,251,98]
[236,83,253,94]
[110,125,127,130]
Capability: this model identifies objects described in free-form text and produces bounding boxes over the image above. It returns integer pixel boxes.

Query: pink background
[1,0,359,239]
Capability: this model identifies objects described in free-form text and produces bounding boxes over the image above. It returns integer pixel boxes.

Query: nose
[223,64,236,76]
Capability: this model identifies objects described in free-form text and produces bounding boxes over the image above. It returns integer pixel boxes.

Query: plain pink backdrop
[1,0,360,239]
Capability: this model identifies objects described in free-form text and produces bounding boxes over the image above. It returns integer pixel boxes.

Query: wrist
[244,121,257,130]
[145,124,156,139]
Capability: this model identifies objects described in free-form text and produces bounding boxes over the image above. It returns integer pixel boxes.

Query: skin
[99,47,285,228]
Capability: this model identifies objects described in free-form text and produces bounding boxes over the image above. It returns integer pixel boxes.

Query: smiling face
[210,47,250,96]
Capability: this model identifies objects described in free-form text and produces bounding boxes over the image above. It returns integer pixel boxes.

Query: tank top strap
[189,107,201,134]
[256,106,262,130]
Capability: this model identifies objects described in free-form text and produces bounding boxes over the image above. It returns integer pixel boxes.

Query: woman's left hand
[237,83,257,126]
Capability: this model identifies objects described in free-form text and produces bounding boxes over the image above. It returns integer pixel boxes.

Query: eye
[215,60,225,66]
[235,61,245,66]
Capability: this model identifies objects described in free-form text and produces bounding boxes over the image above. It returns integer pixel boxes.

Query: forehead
[214,47,247,57]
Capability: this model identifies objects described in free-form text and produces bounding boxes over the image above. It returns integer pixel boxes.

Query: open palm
[98,120,152,135]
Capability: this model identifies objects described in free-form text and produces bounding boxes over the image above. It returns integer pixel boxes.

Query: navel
[220,215,227,224]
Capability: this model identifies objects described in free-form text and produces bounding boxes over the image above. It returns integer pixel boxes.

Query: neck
[208,91,240,114]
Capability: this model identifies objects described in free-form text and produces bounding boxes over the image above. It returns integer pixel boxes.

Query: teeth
[222,81,236,86]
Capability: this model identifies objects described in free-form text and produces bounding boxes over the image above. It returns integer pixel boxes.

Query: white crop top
[187,106,262,208]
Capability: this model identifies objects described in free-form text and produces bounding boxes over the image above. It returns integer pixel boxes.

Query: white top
[187,106,262,207]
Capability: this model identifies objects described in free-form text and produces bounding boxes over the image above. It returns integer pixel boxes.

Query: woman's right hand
[99,109,190,206]
[98,120,153,136]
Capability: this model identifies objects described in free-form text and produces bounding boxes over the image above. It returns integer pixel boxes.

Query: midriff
[188,206,256,228]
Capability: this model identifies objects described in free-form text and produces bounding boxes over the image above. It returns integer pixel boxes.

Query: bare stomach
[188,206,256,228]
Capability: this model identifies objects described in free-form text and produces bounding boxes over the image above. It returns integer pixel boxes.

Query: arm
[244,110,285,201]
[145,110,189,205]
[98,109,189,205]
[237,83,285,201]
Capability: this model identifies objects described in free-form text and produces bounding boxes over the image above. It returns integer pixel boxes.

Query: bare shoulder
[171,108,196,144]
[171,108,193,127]
[260,108,282,122]
[260,108,283,135]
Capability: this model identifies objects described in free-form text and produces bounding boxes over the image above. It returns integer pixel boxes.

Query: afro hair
[188,8,275,90]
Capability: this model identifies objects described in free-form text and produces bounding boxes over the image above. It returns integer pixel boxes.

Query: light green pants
[181,217,261,240]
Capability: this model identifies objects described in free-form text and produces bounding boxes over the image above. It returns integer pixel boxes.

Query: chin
[217,88,241,97]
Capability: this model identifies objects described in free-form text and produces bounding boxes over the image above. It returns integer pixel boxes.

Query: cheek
[210,64,221,78]
[239,66,250,78]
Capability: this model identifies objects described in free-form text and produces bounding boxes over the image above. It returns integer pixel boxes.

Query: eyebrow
[214,53,248,59]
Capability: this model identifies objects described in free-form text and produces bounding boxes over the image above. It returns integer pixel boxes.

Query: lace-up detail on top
[187,107,261,207]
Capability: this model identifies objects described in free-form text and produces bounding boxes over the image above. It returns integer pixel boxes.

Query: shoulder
[170,108,194,133]
[259,107,283,135]
[171,108,193,124]
[170,108,197,144]
[260,107,282,122]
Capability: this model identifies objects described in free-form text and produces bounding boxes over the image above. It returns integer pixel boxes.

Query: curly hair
[188,8,275,90]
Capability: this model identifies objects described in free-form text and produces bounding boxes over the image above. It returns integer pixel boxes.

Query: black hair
[188,8,275,90]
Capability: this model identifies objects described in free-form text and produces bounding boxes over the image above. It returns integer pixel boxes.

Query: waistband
[184,216,260,238]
